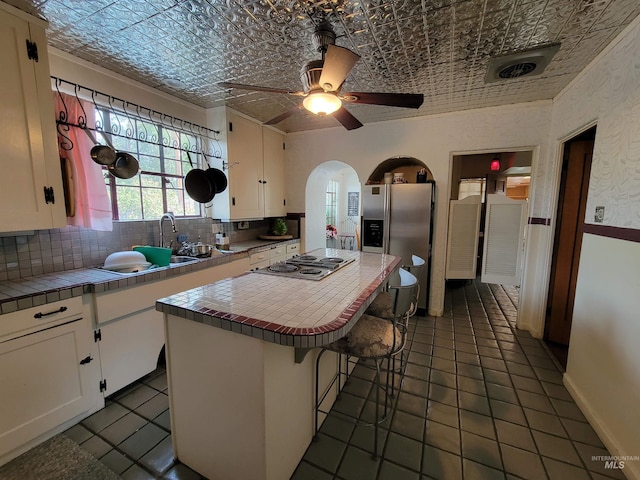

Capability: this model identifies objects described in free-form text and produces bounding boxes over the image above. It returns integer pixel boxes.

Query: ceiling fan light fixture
[303,91,342,115]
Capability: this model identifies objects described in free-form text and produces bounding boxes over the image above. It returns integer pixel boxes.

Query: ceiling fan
[219,19,424,130]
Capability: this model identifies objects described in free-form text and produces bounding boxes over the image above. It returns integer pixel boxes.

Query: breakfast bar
[156,249,400,480]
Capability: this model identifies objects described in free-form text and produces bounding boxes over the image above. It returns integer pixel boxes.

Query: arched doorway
[305,161,360,252]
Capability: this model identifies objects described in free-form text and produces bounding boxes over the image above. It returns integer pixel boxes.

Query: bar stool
[366,254,425,320]
[366,255,424,381]
[314,268,418,458]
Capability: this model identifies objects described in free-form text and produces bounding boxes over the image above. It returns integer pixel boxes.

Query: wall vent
[485,43,560,83]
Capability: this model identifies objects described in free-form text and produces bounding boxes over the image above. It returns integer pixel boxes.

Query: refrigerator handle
[383,184,391,254]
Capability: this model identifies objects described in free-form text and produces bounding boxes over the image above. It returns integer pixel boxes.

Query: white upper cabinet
[0,4,65,232]
[208,108,286,221]
[262,127,287,218]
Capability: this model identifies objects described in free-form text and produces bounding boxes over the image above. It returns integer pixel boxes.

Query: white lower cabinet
[92,258,250,397]
[250,242,299,270]
[94,309,164,397]
[249,250,270,270]
[286,242,300,259]
[269,245,287,265]
[0,297,100,464]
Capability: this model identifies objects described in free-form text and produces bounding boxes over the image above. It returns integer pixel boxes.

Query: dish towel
[55,91,113,231]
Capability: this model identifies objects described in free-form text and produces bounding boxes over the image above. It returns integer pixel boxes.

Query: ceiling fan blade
[219,82,305,96]
[342,92,424,109]
[319,45,360,92]
[333,107,363,130]
[264,104,304,125]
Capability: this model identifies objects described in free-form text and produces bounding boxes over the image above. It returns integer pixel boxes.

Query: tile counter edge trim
[156,257,402,347]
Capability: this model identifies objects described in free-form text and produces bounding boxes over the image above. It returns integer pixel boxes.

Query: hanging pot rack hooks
[52,76,222,161]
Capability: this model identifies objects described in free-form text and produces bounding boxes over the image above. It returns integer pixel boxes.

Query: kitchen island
[156,249,400,480]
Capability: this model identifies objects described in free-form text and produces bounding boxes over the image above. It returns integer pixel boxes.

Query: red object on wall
[490,158,501,171]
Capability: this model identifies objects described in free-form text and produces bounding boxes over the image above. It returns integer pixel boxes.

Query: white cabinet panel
[97,309,164,397]
[0,318,96,460]
[210,109,286,221]
[0,5,65,232]
[227,111,264,219]
[263,127,286,218]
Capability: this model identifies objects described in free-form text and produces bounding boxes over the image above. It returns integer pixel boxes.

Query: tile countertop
[0,238,300,315]
[156,249,401,348]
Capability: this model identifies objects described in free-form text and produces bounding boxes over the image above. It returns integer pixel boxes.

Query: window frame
[98,107,203,221]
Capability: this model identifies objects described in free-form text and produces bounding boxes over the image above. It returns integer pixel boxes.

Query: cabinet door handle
[80,356,93,365]
[34,306,68,319]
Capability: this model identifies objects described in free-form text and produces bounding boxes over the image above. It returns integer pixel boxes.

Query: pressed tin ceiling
[9,0,640,132]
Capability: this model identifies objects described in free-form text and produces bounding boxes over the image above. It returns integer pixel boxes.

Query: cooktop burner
[268,263,298,273]
[322,257,344,263]
[252,253,356,280]
[299,268,322,275]
[296,255,317,261]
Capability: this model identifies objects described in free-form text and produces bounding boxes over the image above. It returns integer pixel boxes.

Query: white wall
[48,48,206,126]
[546,16,640,479]
[286,101,552,316]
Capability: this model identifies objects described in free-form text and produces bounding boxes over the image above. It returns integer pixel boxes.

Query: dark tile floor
[64,279,621,479]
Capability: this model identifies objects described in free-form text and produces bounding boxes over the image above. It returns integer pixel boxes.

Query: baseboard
[563,373,638,480]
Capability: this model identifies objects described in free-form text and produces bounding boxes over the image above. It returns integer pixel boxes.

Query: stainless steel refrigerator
[361,182,435,311]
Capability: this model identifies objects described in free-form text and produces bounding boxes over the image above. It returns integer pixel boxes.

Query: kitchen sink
[169,255,200,265]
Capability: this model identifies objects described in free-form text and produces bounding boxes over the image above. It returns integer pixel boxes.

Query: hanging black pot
[109,152,139,179]
[185,151,217,203]
[206,167,227,194]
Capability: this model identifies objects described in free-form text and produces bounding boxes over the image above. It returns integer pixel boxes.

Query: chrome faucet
[159,212,176,248]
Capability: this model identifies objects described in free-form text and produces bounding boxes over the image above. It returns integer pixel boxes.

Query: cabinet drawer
[0,297,83,343]
[270,254,286,265]
[271,245,286,257]
[286,243,300,254]
[249,251,270,265]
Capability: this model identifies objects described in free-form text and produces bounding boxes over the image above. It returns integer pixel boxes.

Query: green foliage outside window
[98,109,201,220]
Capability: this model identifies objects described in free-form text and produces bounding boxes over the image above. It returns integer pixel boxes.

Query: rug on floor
[0,434,120,480]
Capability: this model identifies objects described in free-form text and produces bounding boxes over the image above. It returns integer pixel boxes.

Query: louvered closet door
[445,195,482,279]
[481,194,527,286]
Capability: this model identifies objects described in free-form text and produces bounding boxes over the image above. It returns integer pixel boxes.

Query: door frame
[446,147,537,327]
[544,127,596,346]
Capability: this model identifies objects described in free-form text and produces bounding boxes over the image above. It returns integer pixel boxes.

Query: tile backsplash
[0,217,298,281]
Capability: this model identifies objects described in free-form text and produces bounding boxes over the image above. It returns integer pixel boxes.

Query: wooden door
[545,139,593,345]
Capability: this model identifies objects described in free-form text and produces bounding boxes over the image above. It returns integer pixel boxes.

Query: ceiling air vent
[485,43,560,83]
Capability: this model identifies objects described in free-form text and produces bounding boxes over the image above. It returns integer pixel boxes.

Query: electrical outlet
[595,206,605,223]
[238,221,249,230]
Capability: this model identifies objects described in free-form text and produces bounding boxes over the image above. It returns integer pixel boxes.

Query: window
[326,180,338,227]
[98,108,202,220]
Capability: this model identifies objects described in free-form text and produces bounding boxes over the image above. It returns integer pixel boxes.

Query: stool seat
[325,314,402,358]
[365,292,394,319]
